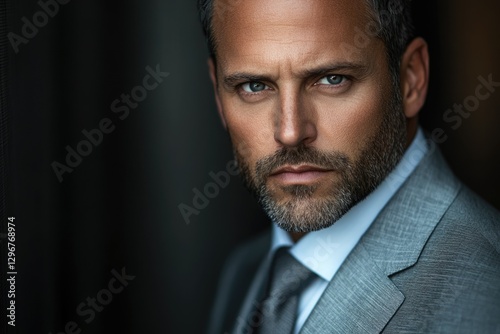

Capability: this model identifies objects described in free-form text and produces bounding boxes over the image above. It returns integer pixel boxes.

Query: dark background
[0,0,499,333]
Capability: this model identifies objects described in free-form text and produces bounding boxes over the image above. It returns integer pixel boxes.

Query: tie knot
[265,247,315,306]
[253,247,316,334]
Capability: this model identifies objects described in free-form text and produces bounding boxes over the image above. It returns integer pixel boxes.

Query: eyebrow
[222,62,368,88]
[223,73,272,88]
[299,62,368,78]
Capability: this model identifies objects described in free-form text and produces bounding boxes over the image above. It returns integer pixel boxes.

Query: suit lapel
[301,143,462,333]
[300,244,405,333]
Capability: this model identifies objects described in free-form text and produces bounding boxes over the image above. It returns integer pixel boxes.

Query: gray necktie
[256,247,316,334]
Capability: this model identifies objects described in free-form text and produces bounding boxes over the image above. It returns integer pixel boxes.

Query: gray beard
[234,88,406,233]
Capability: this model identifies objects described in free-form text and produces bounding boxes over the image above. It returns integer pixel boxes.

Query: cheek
[313,88,387,156]
[223,100,276,167]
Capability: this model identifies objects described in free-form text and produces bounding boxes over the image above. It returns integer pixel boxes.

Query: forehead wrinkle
[214,1,358,45]
[212,0,376,40]
[214,0,381,82]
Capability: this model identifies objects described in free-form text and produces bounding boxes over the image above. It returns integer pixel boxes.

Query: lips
[269,165,333,184]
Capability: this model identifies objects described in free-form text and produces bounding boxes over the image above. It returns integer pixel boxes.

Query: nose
[274,90,317,147]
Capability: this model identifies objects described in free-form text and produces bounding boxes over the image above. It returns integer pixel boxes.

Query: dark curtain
[1,1,498,333]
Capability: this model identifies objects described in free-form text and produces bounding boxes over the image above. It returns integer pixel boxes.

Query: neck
[289,231,306,242]
[405,118,419,148]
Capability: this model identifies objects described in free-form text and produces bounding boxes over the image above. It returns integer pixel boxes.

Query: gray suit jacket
[208,145,500,334]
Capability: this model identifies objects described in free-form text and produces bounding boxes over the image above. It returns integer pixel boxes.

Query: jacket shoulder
[444,185,500,253]
[387,186,500,333]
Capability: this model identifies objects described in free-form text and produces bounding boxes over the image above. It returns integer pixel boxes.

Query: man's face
[211,0,407,233]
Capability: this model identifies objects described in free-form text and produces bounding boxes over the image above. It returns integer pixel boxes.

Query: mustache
[254,145,351,182]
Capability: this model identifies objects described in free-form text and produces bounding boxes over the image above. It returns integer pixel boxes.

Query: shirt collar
[271,128,429,281]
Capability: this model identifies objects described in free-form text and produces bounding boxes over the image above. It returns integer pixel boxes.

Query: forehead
[212,0,378,72]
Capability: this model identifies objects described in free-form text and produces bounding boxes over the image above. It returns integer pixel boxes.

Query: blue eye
[318,75,346,85]
[241,82,268,93]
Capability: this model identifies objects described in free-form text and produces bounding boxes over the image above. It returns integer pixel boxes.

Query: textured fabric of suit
[207,144,500,334]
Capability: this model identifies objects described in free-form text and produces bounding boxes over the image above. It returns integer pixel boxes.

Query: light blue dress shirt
[268,128,429,334]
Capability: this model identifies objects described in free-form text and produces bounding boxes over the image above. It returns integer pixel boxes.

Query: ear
[400,37,430,119]
[208,58,227,129]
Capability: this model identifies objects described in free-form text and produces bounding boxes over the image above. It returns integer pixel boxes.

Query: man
[198,0,500,333]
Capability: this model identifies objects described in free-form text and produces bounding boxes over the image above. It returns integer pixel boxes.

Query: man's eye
[241,82,268,93]
[317,75,346,85]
